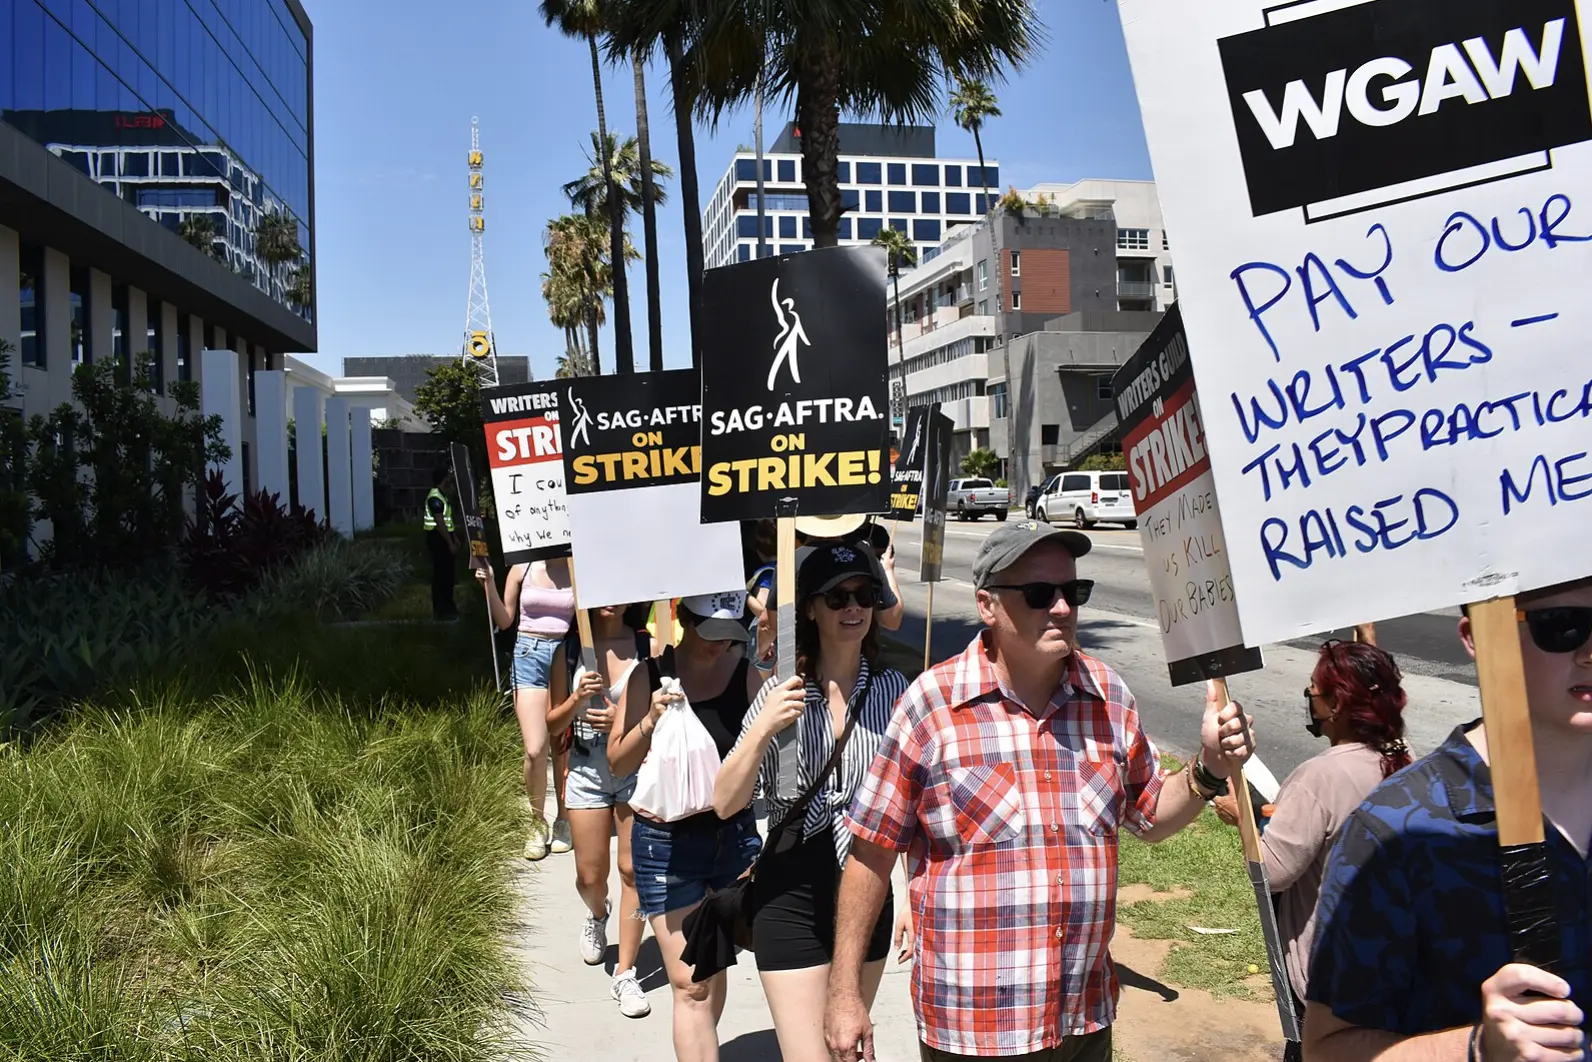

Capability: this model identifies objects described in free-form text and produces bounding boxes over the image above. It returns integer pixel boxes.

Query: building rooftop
[769,122,936,158]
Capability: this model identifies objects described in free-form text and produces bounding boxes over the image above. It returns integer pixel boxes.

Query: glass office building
[0,0,314,459]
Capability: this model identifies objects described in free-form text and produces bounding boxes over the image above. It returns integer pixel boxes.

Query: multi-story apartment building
[703,123,997,269]
[1,0,315,499]
[884,179,1173,493]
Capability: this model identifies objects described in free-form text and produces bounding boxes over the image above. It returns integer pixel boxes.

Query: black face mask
[1304,695,1325,739]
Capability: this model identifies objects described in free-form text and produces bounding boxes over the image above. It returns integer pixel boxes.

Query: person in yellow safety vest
[424,466,460,621]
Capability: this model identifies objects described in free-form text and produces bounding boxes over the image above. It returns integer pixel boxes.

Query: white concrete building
[282,356,416,430]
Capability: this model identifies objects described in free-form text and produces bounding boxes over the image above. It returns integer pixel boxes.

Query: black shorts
[751,826,894,972]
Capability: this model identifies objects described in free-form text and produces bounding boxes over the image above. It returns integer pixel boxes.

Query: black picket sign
[561,369,703,495]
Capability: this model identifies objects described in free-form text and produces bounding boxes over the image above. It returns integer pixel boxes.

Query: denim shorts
[511,633,562,691]
[631,807,761,919]
[564,735,637,810]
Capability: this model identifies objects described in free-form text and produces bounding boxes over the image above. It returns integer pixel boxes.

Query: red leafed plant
[183,469,330,601]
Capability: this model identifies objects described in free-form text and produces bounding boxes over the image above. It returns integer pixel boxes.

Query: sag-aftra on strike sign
[1118,0,1592,645]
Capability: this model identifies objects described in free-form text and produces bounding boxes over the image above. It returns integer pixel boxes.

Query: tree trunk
[633,53,664,373]
[589,34,633,373]
[981,127,1016,487]
[796,40,843,248]
[974,130,990,215]
[893,265,905,430]
[667,36,706,369]
[587,310,602,376]
[754,76,768,258]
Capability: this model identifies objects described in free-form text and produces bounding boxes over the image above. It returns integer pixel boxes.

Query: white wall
[254,370,289,501]
[201,348,243,497]
[323,397,354,536]
[293,384,325,519]
[350,410,374,532]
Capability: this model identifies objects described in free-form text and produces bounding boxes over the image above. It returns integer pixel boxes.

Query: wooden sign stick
[923,581,936,673]
[656,598,678,649]
[1211,677,1302,1043]
[1469,596,1559,969]
[773,503,802,800]
[566,559,602,716]
[1352,622,1377,646]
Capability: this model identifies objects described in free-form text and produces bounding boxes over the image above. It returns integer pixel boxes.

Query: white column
[350,409,375,532]
[201,347,243,497]
[254,370,289,501]
[323,397,354,536]
[292,384,325,519]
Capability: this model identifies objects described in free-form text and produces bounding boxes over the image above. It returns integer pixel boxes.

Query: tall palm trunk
[586,310,602,375]
[796,42,844,248]
[666,36,706,368]
[892,263,905,423]
[588,34,634,373]
[754,76,768,258]
[633,53,664,372]
[980,127,1015,484]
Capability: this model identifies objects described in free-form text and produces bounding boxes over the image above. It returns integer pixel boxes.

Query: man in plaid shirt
[825,521,1255,1061]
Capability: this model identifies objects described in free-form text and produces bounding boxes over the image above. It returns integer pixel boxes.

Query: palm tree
[950,79,1001,218]
[563,132,672,221]
[631,54,666,372]
[872,226,917,422]
[543,213,641,377]
[687,1,1040,248]
[254,210,302,266]
[541,0,637,373]
[178,215,219,259]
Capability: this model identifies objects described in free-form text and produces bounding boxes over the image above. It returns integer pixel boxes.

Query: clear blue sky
[299,0,1153,379]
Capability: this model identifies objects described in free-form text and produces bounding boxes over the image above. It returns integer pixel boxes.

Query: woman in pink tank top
[478,558,576,860]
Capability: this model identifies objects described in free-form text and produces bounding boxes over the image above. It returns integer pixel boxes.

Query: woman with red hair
[1214,640,1410,1059]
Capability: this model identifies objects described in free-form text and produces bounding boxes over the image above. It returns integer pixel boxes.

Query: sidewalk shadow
[722,1030,781,1060]
[1076,618,1146,652]
[606,936,669,992]
[1117,961,1179,1002]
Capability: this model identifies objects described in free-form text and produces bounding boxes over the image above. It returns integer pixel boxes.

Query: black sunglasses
[985,579,1095,610]
[820,584,878,610]
[1518,606,1592,654]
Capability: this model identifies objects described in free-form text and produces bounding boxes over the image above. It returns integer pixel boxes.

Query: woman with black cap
[712,543,910,1062]
[609,590,771,1061]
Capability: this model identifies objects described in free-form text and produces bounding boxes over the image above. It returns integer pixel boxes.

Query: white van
[1035,471,1137,530]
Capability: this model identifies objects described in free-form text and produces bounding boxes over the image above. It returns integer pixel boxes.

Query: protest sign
[888,405,930,522]
[1117,0,1592,646]
[480,380,571,564]
[699,246,891,523]
[918,406,953,583]
[448,442,490,571]
[1113,304,1265,686]
[561,369,743,608]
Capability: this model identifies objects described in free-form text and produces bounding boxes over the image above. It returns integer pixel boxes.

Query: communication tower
[461,117,499,385]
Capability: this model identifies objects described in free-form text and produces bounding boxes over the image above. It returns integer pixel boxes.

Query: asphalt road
[882,516,1481,787]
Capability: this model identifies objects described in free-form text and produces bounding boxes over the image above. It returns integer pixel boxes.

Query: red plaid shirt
[847,633,1166,1056]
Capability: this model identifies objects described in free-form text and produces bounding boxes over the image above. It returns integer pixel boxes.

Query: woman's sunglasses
[1517,606,1592,655]
[984,579,1095,611]
[820,584,878,610]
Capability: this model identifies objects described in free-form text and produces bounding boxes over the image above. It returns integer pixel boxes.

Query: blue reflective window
[887,162,906,185]
[888,190,916,213]
[889,218,908,234]
[777,159,795,183]
[912,163,939,186]
[921,191,940,213]
[177,312,190,381]
[914,219,941,242]
[946,192,971,214]
[865,189,881,213]
[802,217,812,240]
[857,217,882,240]
[735,158,756,182]
[837,161,850,183]
[945,166,962,186]
[738,244,751,262]
[736,215,761,238]
[855,161,881,184]
[779,215,796,238]
[841,188,860,211]
[975,193,993,214]
[779,243,803,255]
[19,243,44,368]
[969,165,998,188]
[838,218,852,240]
[69,265,89,365]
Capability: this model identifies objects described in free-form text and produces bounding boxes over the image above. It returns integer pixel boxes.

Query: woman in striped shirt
[713,542,909,1062]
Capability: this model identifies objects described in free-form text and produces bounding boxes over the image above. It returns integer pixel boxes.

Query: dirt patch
[1111,926,1284,1062]
[1117,883,1192,905]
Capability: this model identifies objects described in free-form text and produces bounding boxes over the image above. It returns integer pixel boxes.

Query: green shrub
[244,538,412,623]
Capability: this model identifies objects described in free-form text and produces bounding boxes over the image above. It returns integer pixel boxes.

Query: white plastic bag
[630,677,722,822]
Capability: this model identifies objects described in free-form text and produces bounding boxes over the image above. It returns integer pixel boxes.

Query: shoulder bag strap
[760,670,874,855]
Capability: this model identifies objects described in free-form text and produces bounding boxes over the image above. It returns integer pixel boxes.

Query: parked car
[947,478,1011,521]
[1026,475,1060,518]
[1035,471,1137,530]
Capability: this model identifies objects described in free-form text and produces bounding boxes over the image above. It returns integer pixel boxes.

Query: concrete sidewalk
[506,816,924,1061]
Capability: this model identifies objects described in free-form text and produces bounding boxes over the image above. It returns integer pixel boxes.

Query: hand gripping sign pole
[773,499,802,800]
[1470,596,1559,970]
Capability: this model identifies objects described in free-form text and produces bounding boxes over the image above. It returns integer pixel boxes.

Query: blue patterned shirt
[1308,723,1591,1049]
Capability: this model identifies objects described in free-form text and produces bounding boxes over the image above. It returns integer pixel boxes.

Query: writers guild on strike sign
[699,245,891,523]
[480,380,572,563]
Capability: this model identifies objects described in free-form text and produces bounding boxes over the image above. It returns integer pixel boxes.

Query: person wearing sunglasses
[1210,640,1410,1062]
[825,521,1255,1062]
[712,543,910,1062]
[1304,576,1592,1062]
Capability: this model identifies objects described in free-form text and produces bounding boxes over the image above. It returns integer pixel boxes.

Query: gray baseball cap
[971,521,1093,589]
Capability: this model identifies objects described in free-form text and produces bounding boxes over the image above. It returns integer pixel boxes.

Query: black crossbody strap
[759,670,873,857]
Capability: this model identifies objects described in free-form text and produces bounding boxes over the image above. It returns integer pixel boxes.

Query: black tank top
[653,646,753,760]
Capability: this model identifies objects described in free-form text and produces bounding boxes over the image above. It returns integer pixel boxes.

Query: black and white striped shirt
[734,658,909,865]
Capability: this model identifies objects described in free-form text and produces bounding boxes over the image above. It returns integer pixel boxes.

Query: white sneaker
[549,818,573,854]
[579,902,609,965]
[524,819,549,862]
[611,967,651,1018]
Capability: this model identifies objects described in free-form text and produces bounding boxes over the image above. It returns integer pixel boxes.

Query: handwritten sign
[562,369,743,608]
[1114,306,1265,684]
[700,246,891,523]
[919,406,954,583]
[1118,0,1592,644]
[480,380,571,564]
[889,405,930,521]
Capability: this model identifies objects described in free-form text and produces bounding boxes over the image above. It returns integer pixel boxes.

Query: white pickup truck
[947,478,1011,521]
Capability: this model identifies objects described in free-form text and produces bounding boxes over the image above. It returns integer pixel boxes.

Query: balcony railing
[1116,280,1156,298]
